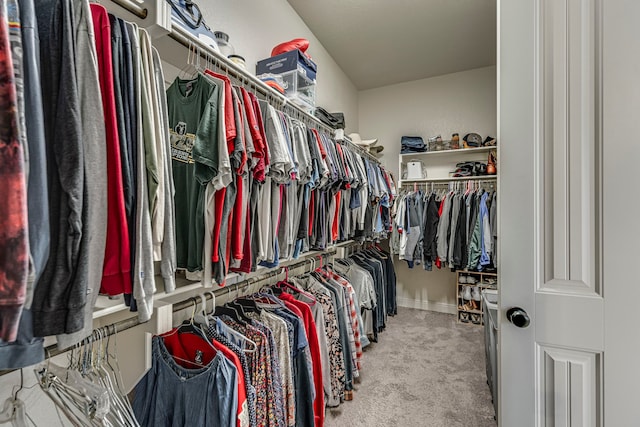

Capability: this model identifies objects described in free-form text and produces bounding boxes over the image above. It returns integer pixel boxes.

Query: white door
[498,0,640,425]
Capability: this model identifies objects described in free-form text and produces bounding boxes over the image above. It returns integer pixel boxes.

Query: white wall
[358,66,497,178]
[358,66,497,312]
[202,0,359,132]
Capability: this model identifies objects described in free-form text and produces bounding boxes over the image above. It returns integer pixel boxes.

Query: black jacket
[422,194,440,261]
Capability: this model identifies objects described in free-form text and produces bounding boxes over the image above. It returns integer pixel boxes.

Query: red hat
[271,38,310,57]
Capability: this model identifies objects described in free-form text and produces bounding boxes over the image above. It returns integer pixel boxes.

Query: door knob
[506,307,530,328]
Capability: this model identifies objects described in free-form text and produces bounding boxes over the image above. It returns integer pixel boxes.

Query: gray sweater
[31,0,86,336]
[56,0,108,349]
[152,45,176,295]
[129,23,155,322]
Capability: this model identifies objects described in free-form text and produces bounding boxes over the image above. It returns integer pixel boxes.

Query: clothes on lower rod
[131,253,397,427]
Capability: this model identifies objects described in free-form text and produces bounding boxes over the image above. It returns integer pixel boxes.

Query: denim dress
[132,336,238,427]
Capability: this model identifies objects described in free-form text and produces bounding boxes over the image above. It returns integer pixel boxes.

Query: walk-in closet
[0,0,638,426]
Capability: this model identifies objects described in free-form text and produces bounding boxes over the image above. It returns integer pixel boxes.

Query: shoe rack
[456,271,498,325]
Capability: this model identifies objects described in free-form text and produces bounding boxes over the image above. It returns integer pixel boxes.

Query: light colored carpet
[325,308,496,427]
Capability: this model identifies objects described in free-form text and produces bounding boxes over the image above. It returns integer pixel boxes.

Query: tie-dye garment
[0,0,28,343]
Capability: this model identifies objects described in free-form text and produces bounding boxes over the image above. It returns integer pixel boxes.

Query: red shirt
[332,191,341,242]
[240,88,266,182]
[335,144,351,188]
[249,93,270,171]
[160,328,217,369]
[279,293,325,427]
[161,329,248,427]
[91,4,131,296]
[204,70,236,144]
[230,89,245,263]
[212,339,249,427]
[308,190,315,237]
[310,129,326,159]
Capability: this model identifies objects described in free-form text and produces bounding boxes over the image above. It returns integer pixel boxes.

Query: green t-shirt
[166,74,220,272]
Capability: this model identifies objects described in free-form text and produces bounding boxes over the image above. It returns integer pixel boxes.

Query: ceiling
[286,0,496,90]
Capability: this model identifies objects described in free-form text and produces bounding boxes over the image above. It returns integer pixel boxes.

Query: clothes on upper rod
[166,71,396,285]
[0,0,394,370]
[132,251,397,427]
[391,187,497,272]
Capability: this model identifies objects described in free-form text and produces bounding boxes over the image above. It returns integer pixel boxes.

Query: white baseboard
[396,297,457,315]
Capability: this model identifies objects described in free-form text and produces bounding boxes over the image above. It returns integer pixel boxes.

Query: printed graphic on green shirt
[170,121,195,164]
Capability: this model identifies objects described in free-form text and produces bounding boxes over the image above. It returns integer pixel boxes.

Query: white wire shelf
[399,175,497,183]
[399,146,496,158]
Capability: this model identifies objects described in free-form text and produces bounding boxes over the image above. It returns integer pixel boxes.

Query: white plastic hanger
[0,370,28,427]
[192,293,210,327]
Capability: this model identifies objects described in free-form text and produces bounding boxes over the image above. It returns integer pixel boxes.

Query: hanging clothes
[92,3,132,297]
[392,185,497,272]
[132,335,238,427]
[0,0,28,342]
[30,0,86,337]
[76,248,397,427]
[56,0,108,348]
[166,73,219,273]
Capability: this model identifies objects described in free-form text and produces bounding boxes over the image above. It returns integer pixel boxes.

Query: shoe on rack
[472,286,482,302]
[459,275,468,284]
[466,275,478,285]
[452,169,473,178]
[474,162,488,176]
[451,133,460,149]
[487,150,497,175]
[470,313,482,324]
[483,136,497,146]
[463,285,472,301]
[460,312,470,323]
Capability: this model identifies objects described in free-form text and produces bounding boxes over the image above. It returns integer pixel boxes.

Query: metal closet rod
[111,0,148,19]
[0,249,336,377]
[339,136,380,164]
[166,27,384,165]
[168,27,336,135]
[401,179,497,189]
